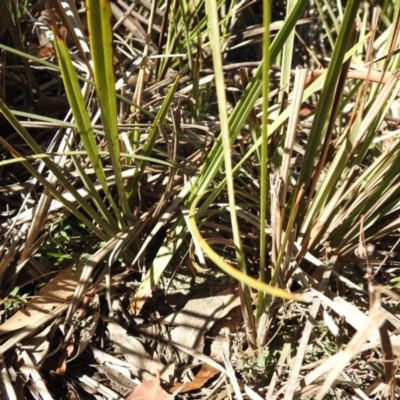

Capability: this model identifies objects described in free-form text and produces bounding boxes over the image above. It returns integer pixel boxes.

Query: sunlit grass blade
[50,17,119,232]
[188,191,307,302]
[279,0,297,104]
[302,72,400,250]
[256,0,271,331]
[190,0,310,199]
[129,73,181,203]
[0,132,110,241]
[130,215,188,315]
[205,0,254,334]
[87,0,131,224]
[296,0,362,191]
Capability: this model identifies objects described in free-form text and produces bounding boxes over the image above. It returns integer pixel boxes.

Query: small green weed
[5,286,29,309]
[234,346,279,387]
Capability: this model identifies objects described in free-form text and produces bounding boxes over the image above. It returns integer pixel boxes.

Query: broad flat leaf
[96,364,136,391]
[22,325,51,366]
[103,316,165,381]
[126,372,170,400]
[53,343,74,375]
[166,287,240,362]
[168,364,220,393]
[0,265,83,334]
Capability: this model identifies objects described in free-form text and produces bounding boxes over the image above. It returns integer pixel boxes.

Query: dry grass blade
[245,385,264,400]
[0,355,16,400]
[78,375,123,399]
[1,0,400,398]
[103,316,165,381]
[64,227,139,323]
[316,288,387,399]
[283,256,337,400]
[48,0,92,70]
[293,351,345,396]
[20,350,53,400]
[0,304,69,355]
[379,323,396,398]
[132,329,228,376]
[222,350,243,400]
[130,176,196,269]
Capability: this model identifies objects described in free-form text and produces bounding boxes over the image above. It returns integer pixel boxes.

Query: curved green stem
[188,192,307,302]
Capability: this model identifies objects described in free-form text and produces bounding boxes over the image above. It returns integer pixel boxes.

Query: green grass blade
[0,135,110,241]
[130,74,181,203]
[257,0,271,321]
[205,0,253,329]
[188,191,307,302]
[190,0,309,199]
[297,0,362,189]
[87,0,131,223]
[51,22,119,231]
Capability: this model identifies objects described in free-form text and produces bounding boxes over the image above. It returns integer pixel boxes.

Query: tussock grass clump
[0,0,400,398]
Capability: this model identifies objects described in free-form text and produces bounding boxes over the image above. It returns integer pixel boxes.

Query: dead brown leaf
[103,316,167,381]
[165,286,240,362]
[168,363,220,393]
[126,372,170,400]
[0,265,83,334]
[53,343,74,375]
